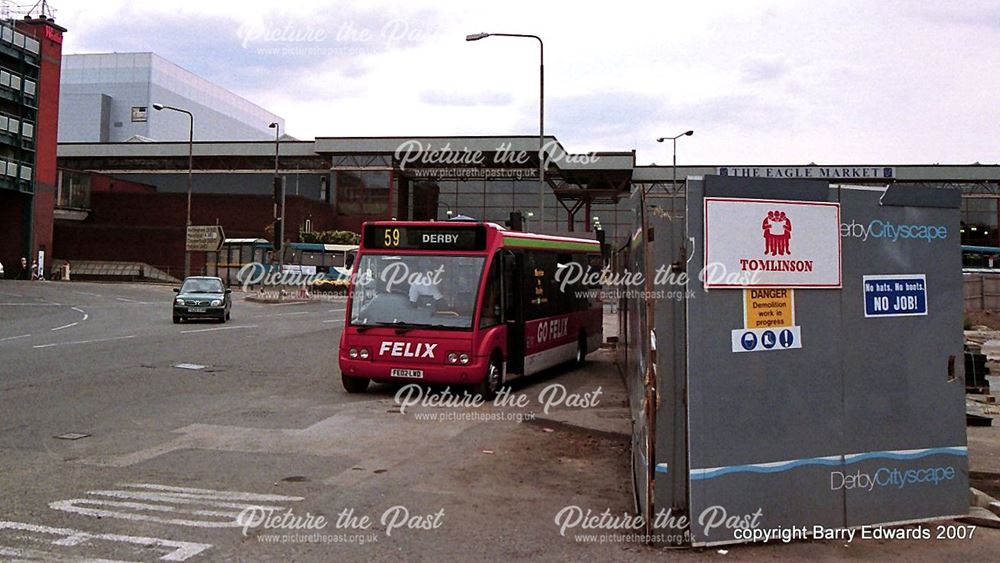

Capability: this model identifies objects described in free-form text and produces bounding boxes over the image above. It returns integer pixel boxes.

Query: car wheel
[173,315,180,324]
[342,373,370,393]
[474,357,503,400]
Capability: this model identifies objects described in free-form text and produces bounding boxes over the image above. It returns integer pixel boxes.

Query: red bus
[339,221,603,397]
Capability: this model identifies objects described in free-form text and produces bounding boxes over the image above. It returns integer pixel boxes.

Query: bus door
[502,249,525,375]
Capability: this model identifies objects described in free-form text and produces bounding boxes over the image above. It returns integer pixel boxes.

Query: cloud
[419,90,513,106]
[740,54,792,83]
[65,4,446,97]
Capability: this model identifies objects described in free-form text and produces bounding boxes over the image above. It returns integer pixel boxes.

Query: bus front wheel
[342,373,370,393]
[474,358,503,401]
[575,333,588,365]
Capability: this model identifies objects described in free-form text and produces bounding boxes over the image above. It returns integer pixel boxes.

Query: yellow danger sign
[744,288,794,329]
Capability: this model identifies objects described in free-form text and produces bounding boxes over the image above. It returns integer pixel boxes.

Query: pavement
[0,279,999,561]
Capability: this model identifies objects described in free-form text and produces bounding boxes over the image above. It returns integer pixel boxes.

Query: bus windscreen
[350,254,486,329]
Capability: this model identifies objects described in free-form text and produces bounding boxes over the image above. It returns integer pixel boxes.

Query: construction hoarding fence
[616,175,967,546]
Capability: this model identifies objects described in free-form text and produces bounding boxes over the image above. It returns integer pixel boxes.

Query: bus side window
[480,255,501,329]
[503,250,517,322]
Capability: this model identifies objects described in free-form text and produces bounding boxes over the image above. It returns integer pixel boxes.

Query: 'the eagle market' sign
[717,166,895,180]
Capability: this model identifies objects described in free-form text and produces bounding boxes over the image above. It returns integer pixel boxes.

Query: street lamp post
[268,122,283,268]
[466,32,545,232]
[153,103,194,278]
[656,130,694,196]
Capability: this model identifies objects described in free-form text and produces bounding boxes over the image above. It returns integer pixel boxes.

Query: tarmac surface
[1,280,999,561]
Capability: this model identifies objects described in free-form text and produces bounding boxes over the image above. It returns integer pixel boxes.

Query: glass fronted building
[59,53,283,143]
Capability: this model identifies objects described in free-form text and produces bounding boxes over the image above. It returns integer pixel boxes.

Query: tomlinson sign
[704,197,842,288]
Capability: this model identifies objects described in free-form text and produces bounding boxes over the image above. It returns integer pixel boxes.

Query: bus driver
[408,260,444,308]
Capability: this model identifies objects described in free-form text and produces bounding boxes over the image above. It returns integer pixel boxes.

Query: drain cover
[54,432,90,440]
[173,363,207,370]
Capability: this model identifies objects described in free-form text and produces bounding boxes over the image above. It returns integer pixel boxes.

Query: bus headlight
[349,348,359,358]
[459,353,470,364]
[359,348,370,359]
[447,353,458,364]
[210,299,222,307]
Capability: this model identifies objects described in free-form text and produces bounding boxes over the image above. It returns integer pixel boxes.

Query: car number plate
[188,307,206,313]
[391,368,423,379]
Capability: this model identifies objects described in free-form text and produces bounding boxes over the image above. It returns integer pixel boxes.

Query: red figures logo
[762,211,792,256]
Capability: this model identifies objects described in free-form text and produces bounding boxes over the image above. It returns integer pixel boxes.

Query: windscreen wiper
[355,321,440,334]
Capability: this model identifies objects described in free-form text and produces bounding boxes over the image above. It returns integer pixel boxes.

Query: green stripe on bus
[504,237,599,252]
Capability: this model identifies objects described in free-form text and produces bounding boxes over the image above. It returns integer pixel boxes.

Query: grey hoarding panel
[680,177,966,546]
[648,204,690,527]
[837,186,967,526]
[686,177,846,545]
[704,175,831,202]
[878,184,962,208]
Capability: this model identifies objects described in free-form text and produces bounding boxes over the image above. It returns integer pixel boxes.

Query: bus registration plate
[391,368,423,379]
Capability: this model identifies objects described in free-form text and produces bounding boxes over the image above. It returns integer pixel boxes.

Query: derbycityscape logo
[830,465,956,492]
[841,220,948,242]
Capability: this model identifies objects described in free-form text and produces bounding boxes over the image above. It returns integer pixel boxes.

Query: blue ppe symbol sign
[732,326,801,353]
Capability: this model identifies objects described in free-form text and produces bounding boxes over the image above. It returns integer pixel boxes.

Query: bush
[300,230,361,245]
[311,278,350,294]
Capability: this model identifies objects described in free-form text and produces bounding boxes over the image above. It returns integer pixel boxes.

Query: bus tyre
[342,373,370,393]
[575,333,587,365]
[475,359,503,401]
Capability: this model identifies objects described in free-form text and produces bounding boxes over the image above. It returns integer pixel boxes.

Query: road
[2,280,1000,562]
[0,280,640,562]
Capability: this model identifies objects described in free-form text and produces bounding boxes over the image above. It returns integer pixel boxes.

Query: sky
[42,0,1000,165]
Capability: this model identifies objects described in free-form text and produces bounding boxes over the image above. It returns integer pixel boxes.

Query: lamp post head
[465,33,489,41]
[656,137,665,143]
[684,130,694,136]
[152,103,164,111]
[268,122,278,129]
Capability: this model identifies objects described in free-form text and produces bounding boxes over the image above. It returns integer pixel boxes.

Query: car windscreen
[350,254,486,329]
[181,279,224,293]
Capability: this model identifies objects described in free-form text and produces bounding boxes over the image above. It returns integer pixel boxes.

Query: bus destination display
[364,225,486,251]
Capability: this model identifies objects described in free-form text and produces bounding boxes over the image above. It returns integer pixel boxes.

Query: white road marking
[327,308,345,312]
[253,311,310,318]
[0,334,30,342]
[51,322,79,332]
[322,319,344,324]
[116,297,140,303]
[71,306,90,321]
[0,521,211,561]
[0,302,62,306]
[113,482,305,502]
[33,335,136,349]
[73,291,102,297]
[180,325,258,334]
[48,483,304,529]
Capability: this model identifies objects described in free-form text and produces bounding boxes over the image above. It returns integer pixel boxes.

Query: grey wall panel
[676,177,965,545]
[837,187,968,526]
[685,177,847,544]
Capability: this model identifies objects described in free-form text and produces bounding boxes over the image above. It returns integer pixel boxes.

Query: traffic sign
[186,225,225,252]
